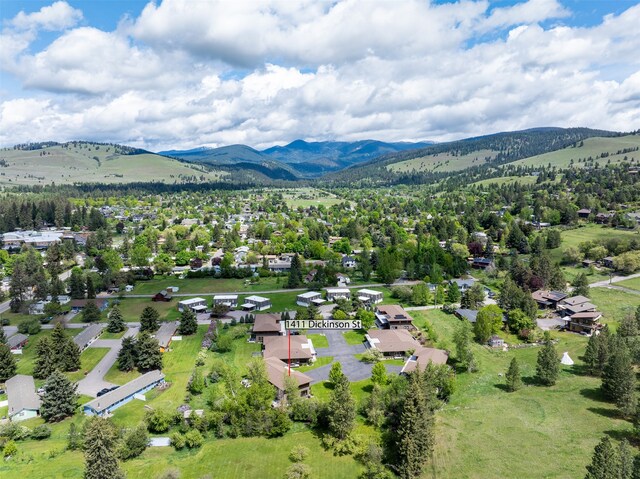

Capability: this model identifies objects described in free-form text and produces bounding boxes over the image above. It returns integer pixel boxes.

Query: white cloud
[10,1,82,31]
[0,0,639,150]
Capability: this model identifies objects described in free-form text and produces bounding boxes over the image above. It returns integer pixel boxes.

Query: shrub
[119,425,149,460]
[159,469,181,479]
[360,348,383,363]
[170,432,185,450]
[215,334,233,352]
[146,408,178,433]
[184,429,204,449]
[285,463,312,479]
[17,319,41,335]
[30,425,52,440]
[289,445,309,463]
[3,440,17,458]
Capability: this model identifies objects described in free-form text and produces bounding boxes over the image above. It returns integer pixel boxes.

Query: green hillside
[388,148,498,173]
[509,134,640,169]
[0,142,227,186]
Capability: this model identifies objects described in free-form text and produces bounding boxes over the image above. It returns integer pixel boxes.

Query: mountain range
[159,139,434,178]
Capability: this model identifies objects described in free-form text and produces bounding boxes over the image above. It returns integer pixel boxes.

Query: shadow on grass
[587,407,621,419]
[603,429,634,442]
[522,375,539,386]
[360,384,373,394]
[493,383,509,392]
[567,363,590,376]
[580,387,608,403]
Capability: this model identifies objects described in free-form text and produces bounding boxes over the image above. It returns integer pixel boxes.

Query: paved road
[304,329,402,384]
[590,272,640,288]
[76,326,139,398]
[596,285,640,296]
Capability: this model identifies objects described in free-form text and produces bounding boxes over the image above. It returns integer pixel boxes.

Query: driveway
[305,329,403,384]
[76,326,139,398]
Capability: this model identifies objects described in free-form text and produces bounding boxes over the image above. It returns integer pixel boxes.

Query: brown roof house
[531,290,568,309]
[263,335,316,365]
[401,347,449,374]
[264,357,312,400]
[558,296,597,316]
[152,290,173,302]
[566,311,603,335]
[375,305,414,330]
[251,313,286,342]
[365,329,421,357]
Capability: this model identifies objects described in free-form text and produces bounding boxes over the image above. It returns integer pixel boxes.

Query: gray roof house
[7,333,29,351]
[155,321,179,352]
[6,374,41,421]
[83,370,165,416]
[74,323,105,351]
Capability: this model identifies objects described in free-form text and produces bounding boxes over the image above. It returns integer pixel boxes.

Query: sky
[0,0,639,151]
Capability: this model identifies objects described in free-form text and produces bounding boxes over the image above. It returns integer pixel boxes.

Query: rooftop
[84,370,165,414]
[6,374,40,416]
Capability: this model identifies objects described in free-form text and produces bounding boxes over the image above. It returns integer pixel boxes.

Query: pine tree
[85,275,96,299]
[585,436,618,479]
[81,300,101,323]
[393,372,435,479]
[572,273,590,298]
[135,332,162,372]
[117,336,137,372]
[107,305,126,333]
[618,440,633,479]
[63,339,82,372]
[34,336,55,379]
[287,254,303,288]
[505,357,522,392]
[453,320,475,372]
[179,309,198,335]
[328,362,343,387]
[602,340,637,416]
[584,332,609,376]
[633,455,640,479]
[67,423,83,451]
[536,334,559,386]
[326,373,355,440]
[40,370,77,422]
[371,362,388,386]
[69,268,85,299]
[0,327,7,344]
[83,417,125,479]
[139,306,159,333]
[447,282,461,304]
[0,343,17,381]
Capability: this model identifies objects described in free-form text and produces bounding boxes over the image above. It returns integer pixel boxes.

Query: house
[190,258,203,270]
[7,333,29,352]
[471,258,493,269]
[251,313,286,342]
[213,294,238,308]
[326,288,350,301]
[268,257,292,273]
[74,323,104,352]
[1,230,63,250]
[531,290,568,309]
[155,321,179,352]
[595,213,614,224]
[488,335,505,348]
[454,309,479,323]
[83,370,165,416]
[582,259,596,268]
[401,347,449,373]
[577,208,592,219]
[28,301,47,315]
[375,305,414,330]
[296,291,324,307]
[341,255,356,269]
[152,290,173,302]
[356,289,383,305]
[365,329,421,358]
[304,269,317,283]
[603,256,615,269]
[125,285,134,292]
[263,335,316,365]
[566,311,603,335]
[335,273,351,286]
[6,375,41,422]
[264,357,312,400]
[449,278,476,292]
[241,295,272,311]
[558,296,596,316]
[70,299,109,313]
[177,297,208,313]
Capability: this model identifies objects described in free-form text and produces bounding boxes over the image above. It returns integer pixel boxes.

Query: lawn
[67,347,111,382]
[100,330,127,339]
[413,309,632,479]
[548,224,639,263]
[342,330,366,345]
[617,277,640,292]
[306,333,329,348]
[561,265,609,285]
[114,297,181,322]
[589,287,640,325]
[298,356,333,372]
[127,276,285,295]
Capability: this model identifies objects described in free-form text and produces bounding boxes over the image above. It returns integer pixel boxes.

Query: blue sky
[1,0,639,150]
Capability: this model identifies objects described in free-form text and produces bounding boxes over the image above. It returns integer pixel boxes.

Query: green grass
[127,276,285,295]
[472,175,539,187]
[103,362,142,386]
[100,330,127,339]
[388,148,498,174]
[342,330,366,345]
[617,277,640,291]
[114,297,181,322]
[306,333,329,348]
[589,287,640,325]
[561,265,609,285]
[548,224,640,264]
[15,328,81,377]
[0,144,225,186]
[298,356,333,372]
[510,135,640,169]
[67,348,111,382]
[283,188,345,209]
[412,309,632,479]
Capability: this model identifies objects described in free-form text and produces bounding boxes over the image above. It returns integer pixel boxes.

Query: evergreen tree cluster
[34,323,81,379]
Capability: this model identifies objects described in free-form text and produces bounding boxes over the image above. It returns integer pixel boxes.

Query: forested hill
[322,127,621,185]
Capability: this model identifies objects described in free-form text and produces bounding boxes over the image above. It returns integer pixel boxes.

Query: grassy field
[388,149,497,173]
[412,309,632,479]
[510,135,640,169]
[471,175,539,187]
[15,328,81,377]
[617,277,640,291]
[589,287,640,325]
[280,187,346,209]
[343,330,366,345]
[0,144,225,186]
[306,333,329,348]
[298,356,333,372]
[114,297,181,322]
[548,224,640,264]
[67,347,111,382]
[127,276,286,295]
